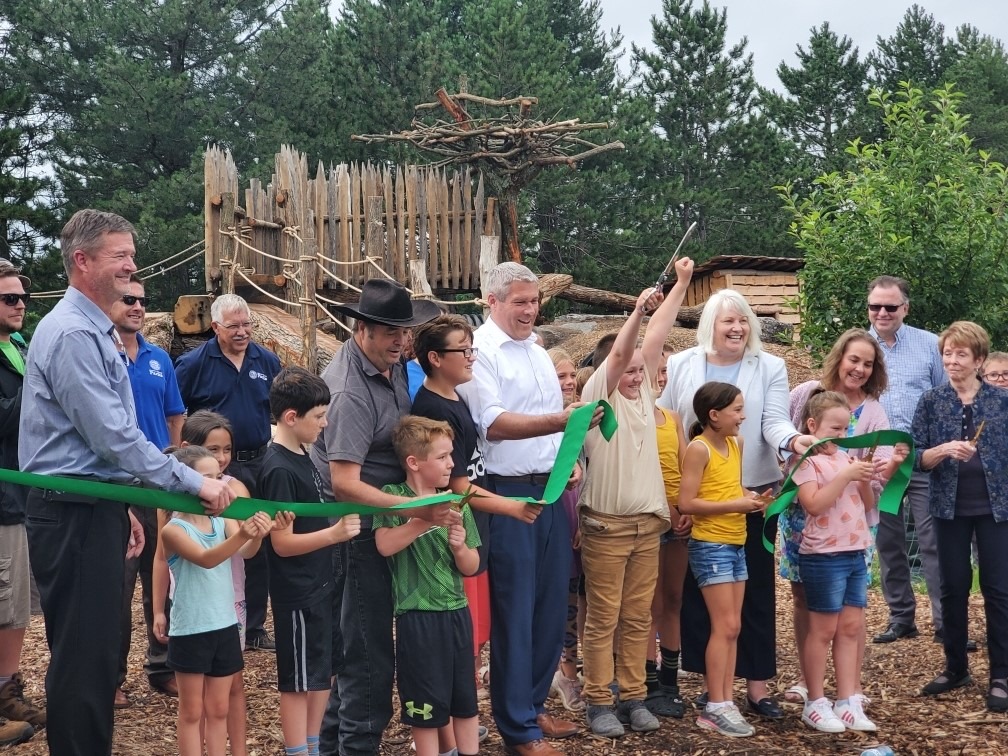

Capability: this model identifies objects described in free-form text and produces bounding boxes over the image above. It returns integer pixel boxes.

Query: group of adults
[1,206,1006,756]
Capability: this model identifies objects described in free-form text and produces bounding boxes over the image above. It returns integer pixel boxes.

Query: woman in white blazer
[658,289,815,718]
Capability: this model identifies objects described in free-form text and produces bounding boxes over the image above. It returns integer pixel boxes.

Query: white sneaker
[851,692,871,709]
[802,697,846,733]
[834,698,876,731]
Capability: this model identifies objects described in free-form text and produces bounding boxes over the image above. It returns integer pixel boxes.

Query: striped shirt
[375,483,481,615]
[869,323,946,432]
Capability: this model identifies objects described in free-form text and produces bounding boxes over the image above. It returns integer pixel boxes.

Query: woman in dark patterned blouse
[911,321,1008,712]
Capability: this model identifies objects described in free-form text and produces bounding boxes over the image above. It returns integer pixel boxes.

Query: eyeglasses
[121,295,148,307]
[867,303,903,313]
[439,347,479,358]
[984,371,1008,381]
[221,321,253,332]
[0,293,29,306]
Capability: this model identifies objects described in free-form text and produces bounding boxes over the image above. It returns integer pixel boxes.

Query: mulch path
[11,583,1006,755]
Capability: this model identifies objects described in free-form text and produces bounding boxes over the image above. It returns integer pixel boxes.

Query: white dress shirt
[456,317,562,476]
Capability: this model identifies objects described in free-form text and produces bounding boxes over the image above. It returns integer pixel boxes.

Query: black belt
[487,472,551,486]
[234,445,267,463]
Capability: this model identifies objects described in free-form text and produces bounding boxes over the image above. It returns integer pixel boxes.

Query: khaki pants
[580,508,666,704]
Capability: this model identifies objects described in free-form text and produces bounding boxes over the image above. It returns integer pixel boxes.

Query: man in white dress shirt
[458,262,599,756]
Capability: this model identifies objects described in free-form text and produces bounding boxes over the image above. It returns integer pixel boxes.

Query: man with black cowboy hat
[310,279,461,756]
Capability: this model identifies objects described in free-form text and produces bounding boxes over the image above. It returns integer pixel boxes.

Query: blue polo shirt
[174,337,281,450]
[127,333,186,452]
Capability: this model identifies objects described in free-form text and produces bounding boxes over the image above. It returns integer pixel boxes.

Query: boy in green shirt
[374,416,481,756]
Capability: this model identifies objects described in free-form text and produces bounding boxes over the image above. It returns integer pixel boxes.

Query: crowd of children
[123,274,1008,756]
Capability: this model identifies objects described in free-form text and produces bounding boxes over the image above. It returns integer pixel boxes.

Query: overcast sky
[598,0,1008,90]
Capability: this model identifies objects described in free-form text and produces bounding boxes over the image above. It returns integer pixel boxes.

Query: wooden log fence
[205,145,497,302]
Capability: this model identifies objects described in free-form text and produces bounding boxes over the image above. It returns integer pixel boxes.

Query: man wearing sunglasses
[111,274,186,707]
[0,259,42,746]
[866,276,948,646]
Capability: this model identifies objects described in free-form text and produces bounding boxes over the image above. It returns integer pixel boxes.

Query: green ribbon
[761,429,915,553]
[0,400,616,519]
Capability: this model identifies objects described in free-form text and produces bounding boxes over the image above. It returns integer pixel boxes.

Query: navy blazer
[911,381,1008,522]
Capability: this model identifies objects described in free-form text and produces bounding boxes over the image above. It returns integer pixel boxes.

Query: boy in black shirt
[259,367,361,756]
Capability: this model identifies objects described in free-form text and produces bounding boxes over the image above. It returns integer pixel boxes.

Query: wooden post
[479,197,500,320]
[219,192,235,295]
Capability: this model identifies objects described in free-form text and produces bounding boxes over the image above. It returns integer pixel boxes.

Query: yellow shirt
[656,407,681,508]
[690,435,746,545]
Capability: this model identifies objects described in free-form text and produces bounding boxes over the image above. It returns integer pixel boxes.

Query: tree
[780,84,1008,354]
[760,23,869,179]
[631,0,792,262]
[330,0,463,164]
[0,29,57,265]
[944,27,1008,162]
[869,4,958,93]
[4,0,289,303]
[240,0,343,173]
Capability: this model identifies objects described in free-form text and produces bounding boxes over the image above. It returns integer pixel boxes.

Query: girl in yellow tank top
[647,401,691,716]
[678,382,770,735]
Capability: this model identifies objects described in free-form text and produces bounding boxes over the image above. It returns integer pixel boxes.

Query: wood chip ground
[12,583,1006,754]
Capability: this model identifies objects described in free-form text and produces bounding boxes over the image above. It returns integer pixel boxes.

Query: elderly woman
[913,321,1008,713]
[658,289,815,718]
[783,328,890,705]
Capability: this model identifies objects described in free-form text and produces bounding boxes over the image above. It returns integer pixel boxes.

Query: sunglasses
[867,303,902,313]
[122,295,149,307]
[0,293,30,306]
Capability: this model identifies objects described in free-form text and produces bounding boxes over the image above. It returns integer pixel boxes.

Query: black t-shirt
[411,385,490,573]
[259,442,334,610]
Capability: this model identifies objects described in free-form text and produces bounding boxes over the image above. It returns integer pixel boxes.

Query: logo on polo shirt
[148,359,164,378]
[248,369,268,381]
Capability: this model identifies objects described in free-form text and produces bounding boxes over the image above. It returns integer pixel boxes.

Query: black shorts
[274,595,333,692]
[168,625,243,677]
[396,607,478,728]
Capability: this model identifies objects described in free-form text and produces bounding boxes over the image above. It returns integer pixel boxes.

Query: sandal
[783,684,808,704]
[644,684,684,719]
[987,678,1008,713]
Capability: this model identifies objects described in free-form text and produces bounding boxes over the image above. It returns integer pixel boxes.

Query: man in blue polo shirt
[175,292,281,651]
[112,274,185,706]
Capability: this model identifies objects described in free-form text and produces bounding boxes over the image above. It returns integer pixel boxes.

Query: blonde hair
[547,348,574,370]
[695,289,762,356]
[799,390,849,433]
[575,366,594,399]
[392,415,455,463]
[938,321,989,362]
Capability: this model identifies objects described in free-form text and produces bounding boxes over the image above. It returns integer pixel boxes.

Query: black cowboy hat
[332,279,441,327]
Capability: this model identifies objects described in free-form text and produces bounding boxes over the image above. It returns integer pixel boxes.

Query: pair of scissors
[643,221,698,313]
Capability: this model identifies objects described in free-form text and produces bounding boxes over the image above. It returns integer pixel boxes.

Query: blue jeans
[688,539,747,588]
[318,533,393,756]
[799,551,868,613]
[487,481,570,746]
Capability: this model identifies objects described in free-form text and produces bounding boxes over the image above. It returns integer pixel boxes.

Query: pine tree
[631,0,792,262]
[759,23,869,179]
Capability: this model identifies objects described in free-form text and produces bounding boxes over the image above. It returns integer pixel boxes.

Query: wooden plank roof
[691,255,805,277]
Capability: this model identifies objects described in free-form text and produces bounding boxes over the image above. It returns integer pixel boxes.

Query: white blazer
[657,346,797,489]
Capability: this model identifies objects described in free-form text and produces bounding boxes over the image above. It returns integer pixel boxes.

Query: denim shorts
[798,551,868,613]
[687,539,747,588]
